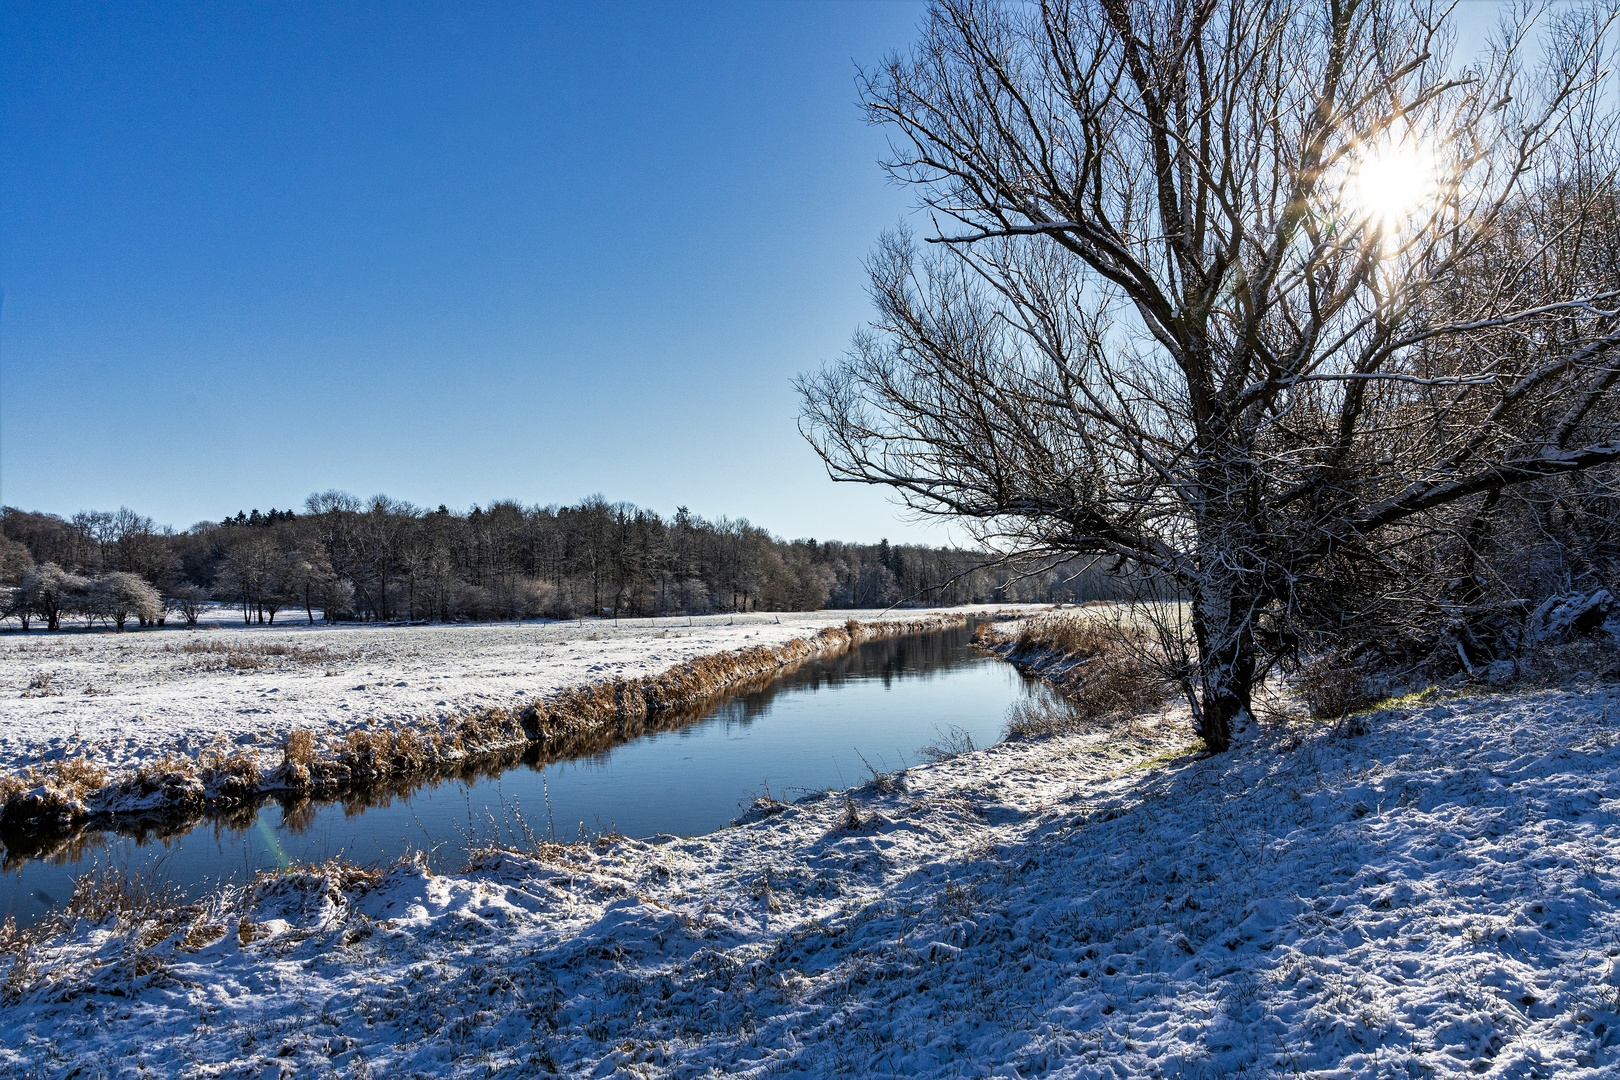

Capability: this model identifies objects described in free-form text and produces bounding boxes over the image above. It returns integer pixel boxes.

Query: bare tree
[800,0,1620,750]
[70,511,117,573]
[215,532,279,624]
[166,583,212,628]
[282,545,335,624]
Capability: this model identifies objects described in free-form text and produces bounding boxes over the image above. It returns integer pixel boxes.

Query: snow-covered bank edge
[7,675,1618,1076]
[0,613,987,832]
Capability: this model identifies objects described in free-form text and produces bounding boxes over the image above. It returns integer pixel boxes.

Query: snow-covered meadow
[4,676,1617,1078]
[0,606,1030,780]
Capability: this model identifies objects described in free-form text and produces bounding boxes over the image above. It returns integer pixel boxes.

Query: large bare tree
[800,0,1620,750]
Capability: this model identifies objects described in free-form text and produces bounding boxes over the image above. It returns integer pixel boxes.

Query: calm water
[1,625,1036,927]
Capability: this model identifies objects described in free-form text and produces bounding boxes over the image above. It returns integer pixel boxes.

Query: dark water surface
[1,625,1036,927]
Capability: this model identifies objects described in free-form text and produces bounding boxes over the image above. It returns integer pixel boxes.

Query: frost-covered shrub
[90,572,163,631]
[18,563,86,631]
[516,577,557,618]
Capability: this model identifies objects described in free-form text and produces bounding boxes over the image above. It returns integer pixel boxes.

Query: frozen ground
[0,606,1029,779]
[4,680,1617,1077]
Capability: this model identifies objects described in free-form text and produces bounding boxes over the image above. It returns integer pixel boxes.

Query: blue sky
[0,1,940,541]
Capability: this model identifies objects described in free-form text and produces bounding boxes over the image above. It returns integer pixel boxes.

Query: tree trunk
[1189,576,1260,754]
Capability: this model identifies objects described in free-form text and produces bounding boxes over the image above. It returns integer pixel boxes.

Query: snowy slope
[4,682,1617,1077]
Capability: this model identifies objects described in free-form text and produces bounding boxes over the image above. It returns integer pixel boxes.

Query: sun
[1346,140,1439,231]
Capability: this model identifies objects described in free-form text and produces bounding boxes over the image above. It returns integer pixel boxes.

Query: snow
[5,679,1618,1077]
[0,606,1027,780]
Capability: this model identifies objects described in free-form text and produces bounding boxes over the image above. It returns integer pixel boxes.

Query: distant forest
[0,493,1129,627]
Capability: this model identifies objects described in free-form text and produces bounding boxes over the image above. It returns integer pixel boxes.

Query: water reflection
[1,624,1033,926]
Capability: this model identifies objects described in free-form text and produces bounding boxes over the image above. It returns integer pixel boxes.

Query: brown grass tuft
[53,755,107,795]
[0,773,29,806]
[281,729,316,769]
[167,640,350,671]
[200,745,262,798]
[22,673,59,697]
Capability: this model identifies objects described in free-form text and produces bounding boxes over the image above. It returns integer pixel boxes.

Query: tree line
[0,493,1129,629]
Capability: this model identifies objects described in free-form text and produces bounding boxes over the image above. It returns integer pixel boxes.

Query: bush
[17,563,83,631]
[1294,652,1379,719]
[165,584,211,628]
[91,572,163,630]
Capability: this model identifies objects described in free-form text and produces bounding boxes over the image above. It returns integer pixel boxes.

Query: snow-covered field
[0,606,1031,779]
[4,679,1617,1077]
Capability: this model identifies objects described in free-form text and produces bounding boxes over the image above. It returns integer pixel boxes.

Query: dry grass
[199,745,262,798]
[166,639,350,671]
[131,752,197,788]
[59,864,186,927]
[21,673,59,697]
[1013,612,1129,657]
[917,724,977,763]
[999,614,1171,736]
[0,773,27,806]
[0,780,86,829]
[53,755,106,794]
[0,864,201,1002]
[2,854,401,1003]
[116,754,205,811]
[281,728,316,769]
[259,855,388,897]
[0,753,110,828]
[270,705,530,793]
[1004,694,1090,739]
[339,724,436,780]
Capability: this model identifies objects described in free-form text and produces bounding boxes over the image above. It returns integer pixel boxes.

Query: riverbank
[1,608,1036,829]
[4,677,1616,1077]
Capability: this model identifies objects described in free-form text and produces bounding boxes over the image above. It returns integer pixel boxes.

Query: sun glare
[1346,141,1439,232]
